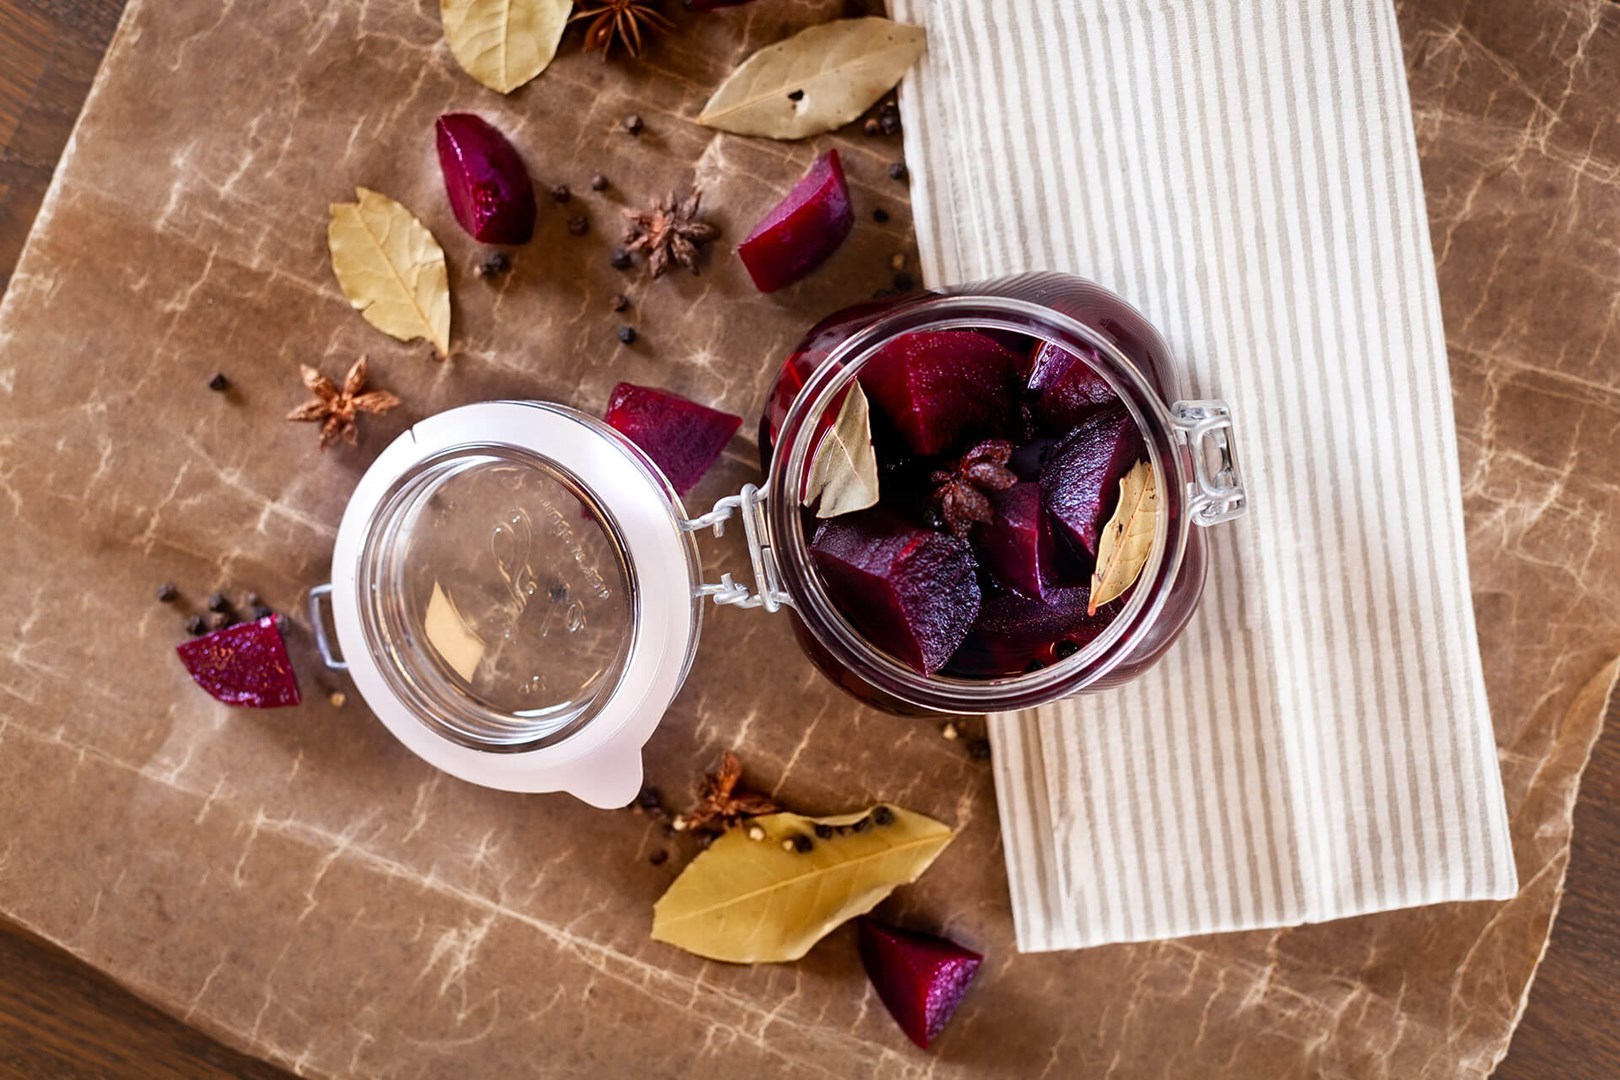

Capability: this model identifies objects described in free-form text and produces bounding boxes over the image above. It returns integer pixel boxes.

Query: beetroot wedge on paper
[605,382,743,496]
[858,918,983,1050]
[738,150,854,293]
[435,113,537,245]
[176,614,301,709]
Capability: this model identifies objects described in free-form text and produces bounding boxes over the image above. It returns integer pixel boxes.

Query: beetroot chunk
[739,150,855,293]
[435,113,537,245]
[1041,405,1144,557]
[971,482,1063,599]
[858,918,983,1050]
[810,510,980,675]
[605,382,742,496]
[946,585,1117,677]
[859,331,1025,456]
[176,614,301,709]
[1027,340,1120,432]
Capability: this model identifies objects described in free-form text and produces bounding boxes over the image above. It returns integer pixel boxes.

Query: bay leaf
[440,0,572,94]
[803,384,881,518]
[1089,459,1158,614]
[651,805,955,964]
[328,188,452,358]
[697,17,926,140]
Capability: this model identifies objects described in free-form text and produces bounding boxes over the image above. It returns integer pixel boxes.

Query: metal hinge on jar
[683,482,792,612]
[1171,400,1248,525]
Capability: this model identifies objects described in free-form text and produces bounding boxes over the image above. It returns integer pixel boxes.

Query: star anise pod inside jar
[930,438,1018,538]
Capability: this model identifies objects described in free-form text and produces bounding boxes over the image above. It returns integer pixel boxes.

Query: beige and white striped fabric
[889,0,1518,951]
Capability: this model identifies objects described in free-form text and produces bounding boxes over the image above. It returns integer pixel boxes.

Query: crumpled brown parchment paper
[0,0,1615,1076]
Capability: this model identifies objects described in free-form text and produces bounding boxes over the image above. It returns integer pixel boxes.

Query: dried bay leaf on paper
[697,17,926,140]
[1089,459,1157,613]
[440,0,572,94]
[328,187,452,357]
[652,806,955,963]
[804,383,881,517]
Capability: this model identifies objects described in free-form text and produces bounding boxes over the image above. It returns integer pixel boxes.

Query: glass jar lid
[323,402,703,807]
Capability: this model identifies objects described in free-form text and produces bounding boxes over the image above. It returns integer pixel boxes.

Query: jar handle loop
[307,583,349,670]
[1171,400,1248,526]
[683,483,793,612]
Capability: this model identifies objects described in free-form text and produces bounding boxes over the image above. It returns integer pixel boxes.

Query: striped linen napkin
[888,0,1518,951]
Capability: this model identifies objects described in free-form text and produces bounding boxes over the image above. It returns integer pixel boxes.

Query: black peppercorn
[888,161,909,182]
[851,816,871,832]
[814,823,834,840]
[618,326,637,345]
[567,214,589,236]
[649,850,668,866]
[872,207,891,224]
[550,183,572,203]
[475,251,512,278]
[207,373,230,392]
[156,582,178,603]
[185,615,209,636]
[549,584,569,602]
[251,605,273,621]
[610,293,630,313]
[610,247,633,270]
[873,805,895,826]
[968,739,992,761]
[787,89,805,102]
[791,833,814,853]
[637,786,662,811]
[1025,659,1046,673]
[623,113,644,136]
[893,271,915,293]
[879,100,902,136]
[206,592,231,614]
[1055,640,1080,659]
[590,171,610,192]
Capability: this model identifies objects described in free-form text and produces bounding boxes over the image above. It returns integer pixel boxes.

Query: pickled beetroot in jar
[760,273,1246,711]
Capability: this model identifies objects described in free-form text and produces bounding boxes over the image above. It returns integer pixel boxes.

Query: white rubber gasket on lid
[328,401,699,807]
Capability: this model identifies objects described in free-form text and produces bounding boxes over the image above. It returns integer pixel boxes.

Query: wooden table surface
[0,2,1613,1077]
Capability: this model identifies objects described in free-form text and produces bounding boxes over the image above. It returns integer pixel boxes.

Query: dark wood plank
[0,921,286,1079]
[1495,695,1620,1079]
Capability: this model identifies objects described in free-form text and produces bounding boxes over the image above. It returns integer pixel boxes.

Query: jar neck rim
[765,290,1192,712]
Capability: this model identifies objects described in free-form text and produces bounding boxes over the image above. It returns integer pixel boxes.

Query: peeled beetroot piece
[1041,405,1144,557]
[738,150,854,293]
[946,585,1116,677]
[605,382,742,496]
[435,113,537,245]
[1027,340,1120,431]
[858,918,983,1050]
[860,331,1024,456]
[810,510,980,675]
[176,614,301,708]
[972,482,1063,599]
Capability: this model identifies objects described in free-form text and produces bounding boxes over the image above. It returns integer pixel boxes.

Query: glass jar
[310,272,1245,805]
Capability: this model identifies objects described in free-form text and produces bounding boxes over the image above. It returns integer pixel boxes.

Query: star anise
[570,0,673,61]
[621,190,719,278]
[931,438,1018,538]
[286,356,400,450]
[673,751,781,835]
